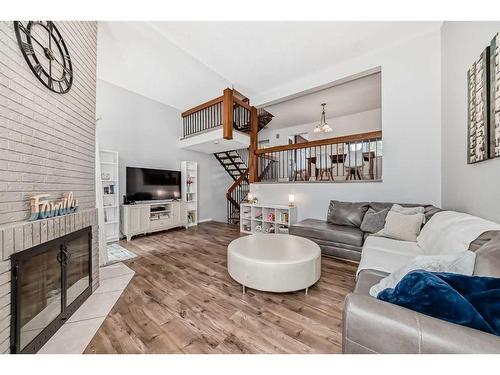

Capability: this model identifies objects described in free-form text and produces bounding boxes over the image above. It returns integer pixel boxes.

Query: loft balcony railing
[181,88,254,139]
[255,131,383,183]
[181,96,224,137]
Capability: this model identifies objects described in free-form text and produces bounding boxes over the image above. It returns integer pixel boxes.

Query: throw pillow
[375,210,425,242]
[369,251,477,297]
[391,203,426,223]
[360,207,390,233]
[326,200,369,228]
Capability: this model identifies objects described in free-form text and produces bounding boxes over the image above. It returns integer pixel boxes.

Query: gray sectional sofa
[343,230,500,353]
[289,200,440,261]
[290,200,500,353]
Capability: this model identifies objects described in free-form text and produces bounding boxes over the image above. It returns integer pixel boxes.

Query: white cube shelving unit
[99,149,120,243]
[240,203,297,235]
[181,161,198,227]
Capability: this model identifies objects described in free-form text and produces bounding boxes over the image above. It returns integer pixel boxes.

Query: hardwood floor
[84,222,357,354]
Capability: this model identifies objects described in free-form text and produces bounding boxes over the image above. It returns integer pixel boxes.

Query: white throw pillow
[375,210,425,242]
[391,204,426,223]
[369,251,477,297]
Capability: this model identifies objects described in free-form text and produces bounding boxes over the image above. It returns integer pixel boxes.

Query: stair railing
[226,169,249,225]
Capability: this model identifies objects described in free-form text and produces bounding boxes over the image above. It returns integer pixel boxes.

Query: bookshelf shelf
[240,203,297,234]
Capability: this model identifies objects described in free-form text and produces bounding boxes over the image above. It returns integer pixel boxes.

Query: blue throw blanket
[377,270,500,336]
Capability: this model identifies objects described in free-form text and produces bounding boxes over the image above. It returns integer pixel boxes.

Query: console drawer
[150,218,173,230]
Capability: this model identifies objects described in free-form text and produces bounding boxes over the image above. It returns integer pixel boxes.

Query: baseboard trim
[198,218,213,223]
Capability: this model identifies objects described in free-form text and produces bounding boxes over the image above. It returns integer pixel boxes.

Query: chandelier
[313,103,332,133]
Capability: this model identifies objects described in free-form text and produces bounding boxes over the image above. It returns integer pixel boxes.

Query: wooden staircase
[214,150,247,181]
[181,87,273,225]
[214,150,249,225]
[213,105,273,225]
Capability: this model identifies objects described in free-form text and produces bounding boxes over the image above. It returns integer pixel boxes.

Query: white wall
[96,80,233,223]
[441,22,500,222]
[251,30,442,221]
[258,108,381,147]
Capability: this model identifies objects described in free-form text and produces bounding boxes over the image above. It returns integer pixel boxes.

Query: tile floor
[38,262,134,354]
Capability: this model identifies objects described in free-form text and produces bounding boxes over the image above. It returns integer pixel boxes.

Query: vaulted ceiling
[97,21,440,111]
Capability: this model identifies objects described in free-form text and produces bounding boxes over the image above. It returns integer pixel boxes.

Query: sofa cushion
[327,200,369,228]
[369,202,441,224]
[357,236,424,276]
[290,218,364,247]
[474,232,500,277]
[469,230,500,251]
[360,207,390,233]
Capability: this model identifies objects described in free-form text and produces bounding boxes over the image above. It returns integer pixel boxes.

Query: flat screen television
[126,167,181,202]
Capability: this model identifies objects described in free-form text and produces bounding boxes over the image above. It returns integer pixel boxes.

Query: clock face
[14,21,73,94]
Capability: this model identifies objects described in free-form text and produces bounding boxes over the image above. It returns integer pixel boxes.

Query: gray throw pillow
[360,207,390,233]
[326,200,369,228]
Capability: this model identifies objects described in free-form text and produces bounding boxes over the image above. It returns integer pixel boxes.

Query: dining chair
[344,148,365,180]
[316,153,333,181]
[291,158,307,181]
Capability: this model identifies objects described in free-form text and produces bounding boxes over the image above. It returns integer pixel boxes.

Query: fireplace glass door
[65,234,91,306]
[18,245,62,351]
[11,226,92,354]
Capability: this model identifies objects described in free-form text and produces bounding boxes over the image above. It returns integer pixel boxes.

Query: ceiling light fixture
[313,103,333,133]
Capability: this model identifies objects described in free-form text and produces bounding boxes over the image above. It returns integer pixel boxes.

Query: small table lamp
[288,194,295,207]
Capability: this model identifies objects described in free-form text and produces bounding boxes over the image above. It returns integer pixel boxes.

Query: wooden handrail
[181,96,223,117]
[182,90,251,118]
[255,130,382,154]
[233,96,252,111]
[227,169,248,195]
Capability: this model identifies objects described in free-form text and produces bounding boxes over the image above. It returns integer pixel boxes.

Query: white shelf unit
[240,203,297,235]
[181,161,198,227]
[99,149,120,243]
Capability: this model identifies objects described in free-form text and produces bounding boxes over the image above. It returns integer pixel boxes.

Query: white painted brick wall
[0,21,98,354]
[0,21,97,225]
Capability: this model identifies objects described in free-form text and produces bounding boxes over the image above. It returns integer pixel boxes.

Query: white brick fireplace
[0,21,99,353]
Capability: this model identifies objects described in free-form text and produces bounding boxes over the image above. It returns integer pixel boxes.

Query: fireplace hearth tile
[93,273,134,294]
[38,263,134,354]
[100,262,135,281]
[68,290,122,323]
[38,317,106,354]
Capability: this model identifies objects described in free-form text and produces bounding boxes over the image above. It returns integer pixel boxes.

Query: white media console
[120,200,187,241]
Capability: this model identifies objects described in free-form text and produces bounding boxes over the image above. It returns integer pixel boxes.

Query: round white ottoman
[227,234,321,294]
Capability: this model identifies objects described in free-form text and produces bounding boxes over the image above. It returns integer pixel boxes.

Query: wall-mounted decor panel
[490,33,500,158]
[467,47,490,164]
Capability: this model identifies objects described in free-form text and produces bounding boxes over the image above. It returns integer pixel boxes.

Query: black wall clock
[14,21,73,94]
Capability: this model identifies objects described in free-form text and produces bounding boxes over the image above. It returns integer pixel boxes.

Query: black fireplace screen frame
[10,226,93,354]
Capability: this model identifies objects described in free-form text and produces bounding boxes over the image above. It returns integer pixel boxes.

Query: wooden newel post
[249,106,258,183]
[223,88,234,140]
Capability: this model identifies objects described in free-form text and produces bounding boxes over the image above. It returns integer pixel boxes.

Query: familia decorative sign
[29,192,79,221]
